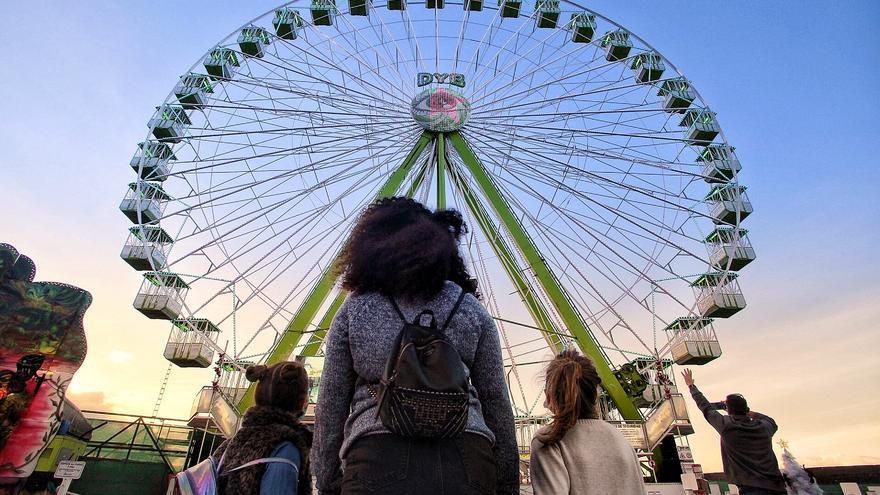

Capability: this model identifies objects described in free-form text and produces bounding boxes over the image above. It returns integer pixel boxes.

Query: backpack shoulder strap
[440,289,467,332]
[224,457,299,475]
[388,296,407,322]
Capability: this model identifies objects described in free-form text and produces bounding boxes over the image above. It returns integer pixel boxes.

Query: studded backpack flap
[376,289,470,438]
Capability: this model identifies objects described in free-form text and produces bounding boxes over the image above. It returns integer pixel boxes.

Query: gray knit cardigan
[311,281,519,494]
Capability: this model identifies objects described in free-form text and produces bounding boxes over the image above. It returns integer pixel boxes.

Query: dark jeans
[739,487,787,495]
[342,432,497,495]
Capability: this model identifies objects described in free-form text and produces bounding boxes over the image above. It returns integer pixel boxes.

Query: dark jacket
[689,385,786,492]
[214,406,313,495]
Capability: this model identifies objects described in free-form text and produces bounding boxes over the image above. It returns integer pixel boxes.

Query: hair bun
[245,364,268,383]
[432,209,467,238]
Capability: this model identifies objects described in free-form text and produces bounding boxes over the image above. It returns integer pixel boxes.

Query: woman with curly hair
[530,350,645,494]
[312,197,519,495]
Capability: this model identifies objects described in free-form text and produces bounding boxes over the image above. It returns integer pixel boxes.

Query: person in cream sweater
[530,350,646,495]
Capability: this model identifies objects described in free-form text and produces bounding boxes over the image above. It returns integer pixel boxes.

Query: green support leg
[447,131,641,420]
[436,133,447,209]
[238,131,434,412]
[298,139,438,357]
[447,161,562,350]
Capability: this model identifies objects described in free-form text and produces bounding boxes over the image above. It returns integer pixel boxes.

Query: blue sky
[1,1,878,472]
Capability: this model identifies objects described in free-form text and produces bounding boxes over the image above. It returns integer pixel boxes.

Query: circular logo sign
[410,87,470,132]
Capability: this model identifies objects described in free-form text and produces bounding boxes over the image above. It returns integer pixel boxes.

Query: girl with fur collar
[213,361,313,495]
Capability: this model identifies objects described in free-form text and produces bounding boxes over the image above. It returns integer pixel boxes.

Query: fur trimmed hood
[215,406,313,494]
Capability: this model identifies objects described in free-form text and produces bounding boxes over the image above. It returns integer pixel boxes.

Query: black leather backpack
[376,289,470,438]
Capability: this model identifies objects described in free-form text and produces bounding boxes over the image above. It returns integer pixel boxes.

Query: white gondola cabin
[631,52,665,83]
[204,47,240,80]
[658,77,695,113]
[238,26,271,58]
[680,108,719,146]
[706,227,755,271]
[311,0,336,25]
[148,105,191,144]
[665,317,721,365]
[188,386,240,438]
[119,181,169,224]
[691,272,746,318]
[498,0,521,18]
[706,184,753,225]
[133,272,189,320]
[569,13,596,43]
[698,144,741,183]
[164,318,220,368]
[273,8,304,39]
[120,226,172,271]
[536,0,560,28]
[174,73,214,110]
[217,358,255,404]
[600,30,632,61]
[130,141,175,181]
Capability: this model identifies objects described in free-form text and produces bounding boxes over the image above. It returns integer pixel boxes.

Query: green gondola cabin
[658,77,695,113]
[311,0,336,25]
[600,30,632,61]
[204,47,240,80]
[698,144,741,183]
[464,0,483,11]
[665,317,721,365]
[679,108,719,146]
[498,0,521,18]
[691,272,746,318]
[536,0,560,28]
[631,51,665,83]
[120,225,172,272]
[174,73,214,109]
[130,141,175,181]
[705,184,753,225]
[119,181,169,224]
[273,8,304,39]
[569,13,596,43]
[705,227,756,271]
[238,26,271,58]
[165,318,221,368]
[148,105,191,144]
[133,272,190,320]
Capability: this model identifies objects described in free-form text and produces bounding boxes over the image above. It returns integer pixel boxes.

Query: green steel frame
[446,132,640,420]
[238,131,432,412]
[240,130,640,421]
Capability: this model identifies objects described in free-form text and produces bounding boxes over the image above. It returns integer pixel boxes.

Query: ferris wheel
[120,0,754,453]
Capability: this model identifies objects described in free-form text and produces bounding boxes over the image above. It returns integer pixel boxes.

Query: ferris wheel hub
[410,87,471,132]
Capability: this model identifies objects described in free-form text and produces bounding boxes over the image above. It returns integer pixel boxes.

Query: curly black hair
[336,197,478,299]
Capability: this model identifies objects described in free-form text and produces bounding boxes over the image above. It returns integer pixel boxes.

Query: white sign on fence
[54,460,85,495]
[54,460,85,480]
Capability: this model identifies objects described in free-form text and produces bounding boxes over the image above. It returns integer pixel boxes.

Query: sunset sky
[2,0,878,473]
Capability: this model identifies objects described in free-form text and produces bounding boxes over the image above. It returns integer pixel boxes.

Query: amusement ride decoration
[120,0,755,465]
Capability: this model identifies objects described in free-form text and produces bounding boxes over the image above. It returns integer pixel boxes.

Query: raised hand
[681,369,694,387]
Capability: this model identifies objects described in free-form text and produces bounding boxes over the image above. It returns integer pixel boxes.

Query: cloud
[65,391,117,411]
[108,349,133,363]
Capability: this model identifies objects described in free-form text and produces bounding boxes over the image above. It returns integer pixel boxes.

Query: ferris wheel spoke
[176,128,426,293]
[460,129,707,274]
[165,118,419,181]
[463,123,706,211]
[231,53,405,116]
[293,24,412,107]
[465,165,689,353]
[469,38,624,110]
[474,120,704,182]
[168,126,422,255]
